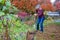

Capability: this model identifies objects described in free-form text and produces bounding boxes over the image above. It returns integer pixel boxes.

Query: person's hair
[36,9,38,13]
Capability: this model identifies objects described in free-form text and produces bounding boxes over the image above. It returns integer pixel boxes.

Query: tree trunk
[1,17,11,40]
[4,25,9,40]
[26,31,35,40]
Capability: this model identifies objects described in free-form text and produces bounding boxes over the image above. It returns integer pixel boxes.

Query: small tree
[0,0,19,40]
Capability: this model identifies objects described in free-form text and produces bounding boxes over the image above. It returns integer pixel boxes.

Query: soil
[35,24,60,40]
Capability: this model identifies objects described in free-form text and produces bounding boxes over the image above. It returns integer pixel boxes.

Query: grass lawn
[54,22,60,26]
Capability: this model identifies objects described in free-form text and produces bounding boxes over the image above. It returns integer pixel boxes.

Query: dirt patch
[35,24,60,40]
[24,20,35,26]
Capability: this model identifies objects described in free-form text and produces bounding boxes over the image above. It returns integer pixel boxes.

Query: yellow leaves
[44,11,48,15]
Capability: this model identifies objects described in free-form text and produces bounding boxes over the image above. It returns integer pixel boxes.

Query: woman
[35,7,45,32]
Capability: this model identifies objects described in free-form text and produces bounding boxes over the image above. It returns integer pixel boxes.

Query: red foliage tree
[41,0,55,11]
[10,0,55,12]
[10,0,38,12]
[55,1,60,10]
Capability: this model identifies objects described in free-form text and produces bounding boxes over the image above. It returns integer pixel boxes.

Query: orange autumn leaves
[11,0,25,9]
[41,3,55,11]
[40,0,55,11]
[10,0,55,12]
[30,0,38,6]
[11,0,38,11]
